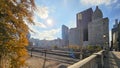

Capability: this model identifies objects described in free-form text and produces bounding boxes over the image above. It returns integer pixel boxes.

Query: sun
[47,19,53,26]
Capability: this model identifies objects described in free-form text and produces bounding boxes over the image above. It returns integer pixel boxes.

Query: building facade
[69,28,82,46]
[62,25,69,46]
[68,6,109,47]
[88,6,109,47]
[76,8,93,42]
[111,19,120,51]
[61,6,109,47]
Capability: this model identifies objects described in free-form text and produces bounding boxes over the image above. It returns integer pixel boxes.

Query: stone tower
[76,8,93,45]
[88,6,109,47]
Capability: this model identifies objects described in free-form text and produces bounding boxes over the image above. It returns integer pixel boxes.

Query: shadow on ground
[112,52,120,67]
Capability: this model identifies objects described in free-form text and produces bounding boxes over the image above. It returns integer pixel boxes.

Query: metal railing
[68,50,105,68]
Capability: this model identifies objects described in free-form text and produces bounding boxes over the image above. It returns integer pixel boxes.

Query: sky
[28,0,120,41]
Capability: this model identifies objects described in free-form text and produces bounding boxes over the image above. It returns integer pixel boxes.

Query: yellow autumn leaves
[0,0,36,68]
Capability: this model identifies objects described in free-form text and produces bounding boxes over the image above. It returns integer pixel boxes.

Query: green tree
[87,45,102,53]
[0,0,36,68]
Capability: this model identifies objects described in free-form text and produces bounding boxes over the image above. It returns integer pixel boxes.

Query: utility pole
[42,49,47,68]
[31,42,35,57]
[31,48,33,57]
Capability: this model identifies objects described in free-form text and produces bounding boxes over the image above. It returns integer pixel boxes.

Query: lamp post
[103,34,109,50]
[43,49,47,68]
[30,47,33,57]
[31,42,34,57]
[103,35,106,50]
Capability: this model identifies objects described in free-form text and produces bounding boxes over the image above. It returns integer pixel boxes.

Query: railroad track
[29,51,80,64]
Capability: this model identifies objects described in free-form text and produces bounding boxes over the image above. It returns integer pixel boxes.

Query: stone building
[76,8,93,42]
[111,19,120,51]
[88,6,109,47]
[62,6,109,47]
[69,28,82,46]
[69,8,93,46]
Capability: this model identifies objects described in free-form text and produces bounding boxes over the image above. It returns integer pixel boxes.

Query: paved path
[104,51,120,68]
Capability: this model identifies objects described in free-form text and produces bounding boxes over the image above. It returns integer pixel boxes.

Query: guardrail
[68,50,105,68]
[27,47,81,57]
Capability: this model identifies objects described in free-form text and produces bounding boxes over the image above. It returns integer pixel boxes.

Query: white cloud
[28,19,58,40]
[67,20,76,28]
[39,29,60,40]
[34,6,55,27]
[32,15,47,28]
[26,5,59,40]
[80,0,118,6]
[30,28,60,40]
[35,22,47,28]
[36,6,49,19]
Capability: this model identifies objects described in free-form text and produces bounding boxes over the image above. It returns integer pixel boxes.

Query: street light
[43,49,47,68]
[103,35,106,38]
[103,35,106,50]
[31,42,35,57]
[103,34,109,50]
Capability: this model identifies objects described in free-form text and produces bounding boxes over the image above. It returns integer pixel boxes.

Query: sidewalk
[104,51,120,68]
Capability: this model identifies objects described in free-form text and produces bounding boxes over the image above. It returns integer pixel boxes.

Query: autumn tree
[0,0,36,68]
